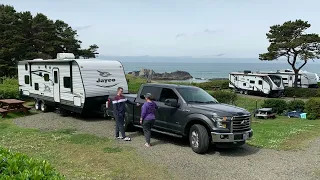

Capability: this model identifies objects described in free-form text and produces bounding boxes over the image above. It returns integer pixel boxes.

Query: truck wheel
[124,113,135,132]
[189,124,209,154]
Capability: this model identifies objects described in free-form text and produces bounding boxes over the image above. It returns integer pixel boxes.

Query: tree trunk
[294,69,299,88]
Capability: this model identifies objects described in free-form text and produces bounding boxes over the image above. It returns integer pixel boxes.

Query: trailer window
[282,78,287,80]
[34,83,39,90]
[44,74,49,81]
[63,77,71,88]
[24,75,30,84]
[258,80,262,85]
[250,80,255,84]
[54,71,58,83]
[25,64,28,71]
[243,83,246,86]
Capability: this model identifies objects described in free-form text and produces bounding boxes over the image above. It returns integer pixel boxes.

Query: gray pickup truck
[106,84,253,154]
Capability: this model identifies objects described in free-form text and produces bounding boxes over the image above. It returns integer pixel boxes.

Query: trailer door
[53,68,60,102]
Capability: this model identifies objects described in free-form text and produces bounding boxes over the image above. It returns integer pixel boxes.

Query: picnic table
[0,99,31,118]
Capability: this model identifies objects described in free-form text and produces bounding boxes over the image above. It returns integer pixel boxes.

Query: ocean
[98,56,320,82]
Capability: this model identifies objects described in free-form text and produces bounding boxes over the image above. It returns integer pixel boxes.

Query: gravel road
[14,112,320,180]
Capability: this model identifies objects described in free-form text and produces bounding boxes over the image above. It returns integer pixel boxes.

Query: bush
[305,98,320,120]
[262,99,287,114]
[0,78,19,99]
[209,90,237,104]
[0,146,65,179]
[196,79,229,90]
[284,87,320,98]
[287,100,305,111]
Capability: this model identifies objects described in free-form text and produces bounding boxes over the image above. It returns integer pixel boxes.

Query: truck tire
[189,124,210,154]
[124,113,135,132]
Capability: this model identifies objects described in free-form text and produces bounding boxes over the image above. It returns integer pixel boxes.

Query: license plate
[243,133,249,140]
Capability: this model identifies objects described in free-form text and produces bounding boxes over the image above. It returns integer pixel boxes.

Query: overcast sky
[3,0,320,58]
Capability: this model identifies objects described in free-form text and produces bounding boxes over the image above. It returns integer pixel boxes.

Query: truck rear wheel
[124,113,135,132]
[189,124,209,154]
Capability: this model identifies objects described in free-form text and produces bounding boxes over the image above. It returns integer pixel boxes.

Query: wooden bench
[0,108,8,118]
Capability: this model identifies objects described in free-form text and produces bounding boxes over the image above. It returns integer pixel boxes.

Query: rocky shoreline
[128,69,193,80]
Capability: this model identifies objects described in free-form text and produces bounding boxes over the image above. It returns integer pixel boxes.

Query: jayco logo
[96,70,117,87]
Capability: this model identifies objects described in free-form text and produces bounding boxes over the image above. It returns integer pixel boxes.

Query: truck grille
[232,115,251,132]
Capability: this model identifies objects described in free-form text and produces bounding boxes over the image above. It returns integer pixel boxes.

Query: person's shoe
[123,137,131,141]
[145,143,151,147]
[116,136,123,139]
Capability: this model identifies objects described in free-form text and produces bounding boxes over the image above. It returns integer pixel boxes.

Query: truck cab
[107,84,253,154]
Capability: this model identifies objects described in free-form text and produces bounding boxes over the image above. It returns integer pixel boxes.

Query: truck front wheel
[189,124,210,154]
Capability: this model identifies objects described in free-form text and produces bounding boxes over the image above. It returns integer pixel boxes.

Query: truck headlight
[211,113,230,128]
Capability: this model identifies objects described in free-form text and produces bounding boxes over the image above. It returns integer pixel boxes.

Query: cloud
[216,53,226,57]
[204,29,219,34]
[75,25,94,31]
[175,33,186,38]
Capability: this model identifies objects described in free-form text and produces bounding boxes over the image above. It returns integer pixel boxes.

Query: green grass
[126,74,147,93]
[248,117,320,150]
[234,96,264,113]
[0,117,172,180]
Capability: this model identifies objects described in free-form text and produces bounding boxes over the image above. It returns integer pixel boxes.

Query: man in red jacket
[113,87,139,141]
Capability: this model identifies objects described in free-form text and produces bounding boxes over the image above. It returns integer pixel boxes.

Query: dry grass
[0,119,172,180]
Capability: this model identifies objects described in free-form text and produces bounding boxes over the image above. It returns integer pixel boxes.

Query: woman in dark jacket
[140,93,158,147]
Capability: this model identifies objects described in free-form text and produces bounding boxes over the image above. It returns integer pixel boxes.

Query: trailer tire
[34,99,40,110]
[189,124,210,154]
[40,101,49,112]
[124,113,135,132]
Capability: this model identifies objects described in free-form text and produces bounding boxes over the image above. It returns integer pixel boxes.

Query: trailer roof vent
[244,70,251,74]
[56,53,75,60]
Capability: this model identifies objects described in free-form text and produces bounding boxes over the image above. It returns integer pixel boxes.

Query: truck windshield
[177,87,218,104]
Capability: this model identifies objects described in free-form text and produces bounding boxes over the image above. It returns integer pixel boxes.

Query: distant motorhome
[259,69,318,88]
[18,53,128,115]
[229,71,284,97]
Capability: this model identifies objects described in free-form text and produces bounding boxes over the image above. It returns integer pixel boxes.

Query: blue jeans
[115,113,125,138]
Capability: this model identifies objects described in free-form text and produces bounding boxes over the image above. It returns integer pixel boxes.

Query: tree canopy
[259,19,320,87]
[0,4,99,77]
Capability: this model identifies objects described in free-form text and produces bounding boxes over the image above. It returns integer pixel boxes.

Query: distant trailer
[229,71,284,97]
[259,69,318,88]
[18,53,128,115]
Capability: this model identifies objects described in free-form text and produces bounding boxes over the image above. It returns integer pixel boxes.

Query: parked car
[255,108,276,119]
[106,84,253,154]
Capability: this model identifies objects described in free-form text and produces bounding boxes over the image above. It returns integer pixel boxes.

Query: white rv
[261,69,318,88]
[18,53,128,115]
[229,71,284,97]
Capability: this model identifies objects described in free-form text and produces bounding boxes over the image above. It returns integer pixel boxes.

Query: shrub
[0,77,19,99]
[196,79,229,90]
[284,87,320,98]
[305,98,320,120]
[0,146,65,179]
[287,100,305,111]
[209,90,237,104]
[262,99,287,114]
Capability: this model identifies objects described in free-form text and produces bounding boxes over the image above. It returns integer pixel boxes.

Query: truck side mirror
[165,99,179,107]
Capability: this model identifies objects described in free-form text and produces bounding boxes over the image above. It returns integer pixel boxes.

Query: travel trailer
[260,69,318,88]
[229,71,284,97]
[18,53,128,115]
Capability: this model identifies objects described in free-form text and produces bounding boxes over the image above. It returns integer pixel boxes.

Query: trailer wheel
[34,99,40,110]
[244,90,248,95]
[40,101,48,112]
